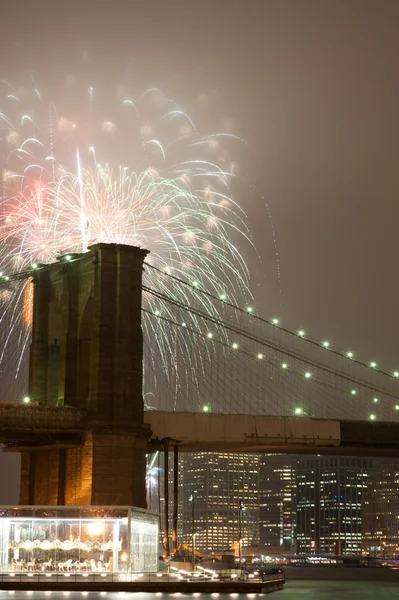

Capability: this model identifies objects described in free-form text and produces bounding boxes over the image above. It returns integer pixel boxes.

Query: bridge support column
[20,243,151,508]
[172,444,179,553]
[163,443,170,558]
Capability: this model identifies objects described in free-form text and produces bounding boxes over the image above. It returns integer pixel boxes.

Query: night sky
[2,0,399,502]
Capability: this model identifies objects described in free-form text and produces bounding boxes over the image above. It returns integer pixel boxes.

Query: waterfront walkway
[0,572,285,594]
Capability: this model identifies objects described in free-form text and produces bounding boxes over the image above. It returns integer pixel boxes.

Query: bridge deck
[1,404,399,456]
[146,411,399,456]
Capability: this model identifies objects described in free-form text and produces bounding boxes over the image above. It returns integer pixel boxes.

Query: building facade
[259,455,298,552]
[179,452,260,552]
[362,459,399,556]
[296,456,371,555]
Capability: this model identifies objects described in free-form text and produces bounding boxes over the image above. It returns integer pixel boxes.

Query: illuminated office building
[259,455,298,551]
[180,453,260,552]
[297,456,371,555]
[362,459,399,556]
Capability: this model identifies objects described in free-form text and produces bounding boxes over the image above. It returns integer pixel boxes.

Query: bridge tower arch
[20,243,150,507]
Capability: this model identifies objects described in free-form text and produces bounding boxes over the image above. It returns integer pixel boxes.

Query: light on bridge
[351,390,357,396]
[219,294,227,301]
[346,351,354,359]
[294,408,303,416]
[207,332,213,339]
[154,309,160,316]
[394,372,399,378]
[373,397,379,403]
[369,414,376,421]
[22,396,30,404]
[322,341,330,348]
[395,405,399,411]
[281,363,288,369]
[257,353,264,359]
[65,255,72,262]
[246,307,253,313]
[272,318,279,325]
[202,405,210,413]
[232,343,238,349]
[370,362,377,369]
[305,372,311,378]
[298,330,305,337]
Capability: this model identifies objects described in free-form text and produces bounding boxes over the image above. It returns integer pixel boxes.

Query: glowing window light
[87,521,104,536]
[305,372,311,378]
[232,343,238,349]
[346,351,354,359]
[203,405,210,413]
[257,353,264,359]
[272,318,279,325]
[322,341,330,348]
[370,362,377,368]
[281,363,288,369]
[369,414,376,421]
[298,330,305,337]
[295,408,303,416]
[207,332,213,339]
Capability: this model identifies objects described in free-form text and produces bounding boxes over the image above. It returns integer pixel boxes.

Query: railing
[0,404,87,432]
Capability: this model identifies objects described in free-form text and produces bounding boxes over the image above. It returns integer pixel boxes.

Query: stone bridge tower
[20,243,150,508]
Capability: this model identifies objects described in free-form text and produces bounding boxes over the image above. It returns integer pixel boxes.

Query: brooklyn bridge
[0,243,399,511]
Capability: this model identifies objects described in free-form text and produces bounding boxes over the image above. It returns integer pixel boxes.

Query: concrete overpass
[146,411,399,456]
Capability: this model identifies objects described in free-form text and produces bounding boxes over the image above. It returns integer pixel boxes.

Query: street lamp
[192,533,198,572]
[238,500,245,576]
[189,490,198,571]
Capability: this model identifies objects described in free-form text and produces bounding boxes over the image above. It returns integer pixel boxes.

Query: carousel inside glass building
[0,507,159,573]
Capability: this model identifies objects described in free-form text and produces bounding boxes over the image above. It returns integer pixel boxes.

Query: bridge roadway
[146,411,399,455]
[1,403,399,456]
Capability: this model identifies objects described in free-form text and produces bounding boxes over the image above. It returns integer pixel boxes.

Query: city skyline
[154,451,399,557]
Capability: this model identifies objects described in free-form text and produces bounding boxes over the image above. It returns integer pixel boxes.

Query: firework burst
[0,76,254,405]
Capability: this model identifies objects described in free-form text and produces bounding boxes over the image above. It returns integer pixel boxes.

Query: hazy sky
[3,0,399,363]
[2,0,399,501]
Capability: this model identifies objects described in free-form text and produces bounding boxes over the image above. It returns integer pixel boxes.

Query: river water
[1,581,399,599]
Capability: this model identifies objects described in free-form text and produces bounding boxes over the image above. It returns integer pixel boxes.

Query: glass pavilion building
[0,506,158,573]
